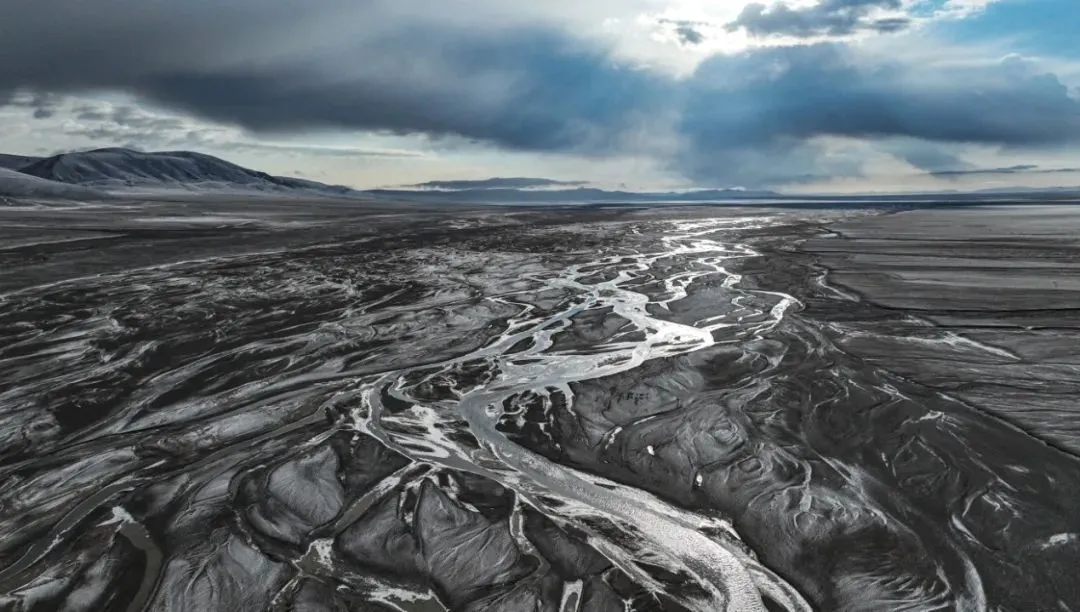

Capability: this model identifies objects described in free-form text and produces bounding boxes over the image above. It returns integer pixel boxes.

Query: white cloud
[938,0,999,18]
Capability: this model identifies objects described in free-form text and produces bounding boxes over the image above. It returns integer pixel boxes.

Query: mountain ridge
[3,147,1079,203]
[2,147,364,199]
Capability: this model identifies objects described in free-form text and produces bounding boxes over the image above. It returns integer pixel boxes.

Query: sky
[1,0,1079,193]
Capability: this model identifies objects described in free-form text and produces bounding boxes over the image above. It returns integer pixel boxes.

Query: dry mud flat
[0,200,1078,611]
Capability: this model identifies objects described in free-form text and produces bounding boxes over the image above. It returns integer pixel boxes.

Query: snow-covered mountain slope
[0,167,108,200]
[15,148,363,197]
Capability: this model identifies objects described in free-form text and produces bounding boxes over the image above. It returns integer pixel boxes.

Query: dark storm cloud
[687,46,1080,146]
[6,92,62,119]
[0,1,665,155]
[405,177,588,190]
[727,0,907,38]
[878,140,974,173]
[128,31,664,154]
[658,19,708,45]
[871,17,912,33]
[932,164,1037,177]
[677,44,1080,185]
[930,165,1080,178]
[675,24,706,45]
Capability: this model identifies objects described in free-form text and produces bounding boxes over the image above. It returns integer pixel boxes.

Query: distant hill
[972,185,1080,195]
[0,167,108,200]
[0,154,41,171]
[8,148,364,198]
[366,186,780,204]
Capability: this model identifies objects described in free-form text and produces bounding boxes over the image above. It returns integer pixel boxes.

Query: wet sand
[800,206,1080,454]
[1,198,1078,611]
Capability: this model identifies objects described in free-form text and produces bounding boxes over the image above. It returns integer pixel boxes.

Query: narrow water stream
[356,218,811,611]
[6,209,1077,611]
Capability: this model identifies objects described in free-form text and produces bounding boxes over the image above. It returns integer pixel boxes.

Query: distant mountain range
[0,148,365,200]
[0,148,783,203]
[366,187,781,204]
[1,147,1078,204]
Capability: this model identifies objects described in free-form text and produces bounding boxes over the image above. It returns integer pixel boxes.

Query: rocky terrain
[0,198,1078,611]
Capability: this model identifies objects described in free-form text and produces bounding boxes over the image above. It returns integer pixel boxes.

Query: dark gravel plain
[1,197,1078,611]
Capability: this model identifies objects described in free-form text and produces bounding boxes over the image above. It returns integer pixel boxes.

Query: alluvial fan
[1,207,1078,612]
